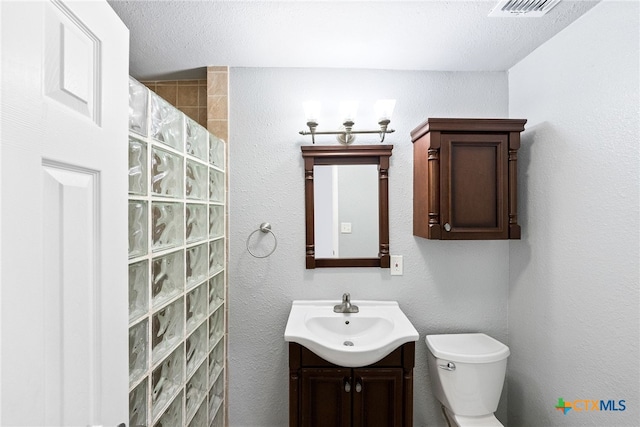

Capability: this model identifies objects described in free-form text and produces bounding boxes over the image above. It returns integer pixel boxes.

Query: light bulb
[339,100,359,123]
[375,99,396,122]
[303,101,321,123]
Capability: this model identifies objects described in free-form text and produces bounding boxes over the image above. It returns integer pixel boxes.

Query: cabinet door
[300,368,352,427]
[352,368,403,427]
[441,133,509,239]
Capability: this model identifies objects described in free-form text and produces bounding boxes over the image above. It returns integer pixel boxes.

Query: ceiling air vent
[488,0,562,17]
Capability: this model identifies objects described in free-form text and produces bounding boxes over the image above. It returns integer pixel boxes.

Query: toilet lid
[426,333,510,363]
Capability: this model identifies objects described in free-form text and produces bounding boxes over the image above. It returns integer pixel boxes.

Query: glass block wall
[128,78,226,427]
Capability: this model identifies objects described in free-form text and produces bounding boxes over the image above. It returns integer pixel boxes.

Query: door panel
[352,369,403,427]
[301,368,351,427]
[441,133,508,239]
[1,1,129,425]
[45,1,101,122]
[43,163,101,425]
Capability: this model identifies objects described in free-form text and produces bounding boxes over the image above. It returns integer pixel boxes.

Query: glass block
[209,168,224,203]
[209,338,224,383]
[152,347,184,421]
[209,272,224,314]
[208,370,224,424]
[130,377,148,427]
[129,260,148,323]
[186,322,207,377]
[188,399,207,427]
[186,282,207,334]
[152,298,184,364]
[209,306,224,351]
[152,147,184,198]
[129,137,147,195]
[129,78,148,136]
[210,404,224,427]
[185,160,207,201]
[186,243,208,289]
[129,319,148,386]
[128,201,147,258]
[152,202,184,252]
[209,205,224,238]
[185,362,207,421]
[209,239,224,275]
[150,92,184,151]
[154,391,182,427]
[186,203,207,244]
[152,250,184,308]
[209,134,225,169]
[186,118,208,161]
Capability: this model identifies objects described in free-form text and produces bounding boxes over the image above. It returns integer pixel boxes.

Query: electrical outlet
[390,255,403,276]
[340,222,352,233]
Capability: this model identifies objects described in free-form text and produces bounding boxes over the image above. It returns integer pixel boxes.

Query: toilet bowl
[426,333,510,427]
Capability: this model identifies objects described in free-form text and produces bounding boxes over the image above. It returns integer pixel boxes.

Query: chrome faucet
[333,293,359,313]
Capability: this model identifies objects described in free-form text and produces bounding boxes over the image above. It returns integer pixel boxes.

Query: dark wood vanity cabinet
[289,342,415,427]
[411,118,526,240]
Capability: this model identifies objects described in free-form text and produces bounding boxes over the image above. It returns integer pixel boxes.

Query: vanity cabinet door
[289,342,414,427]
[300,368,352,427]
[352,368,403,427]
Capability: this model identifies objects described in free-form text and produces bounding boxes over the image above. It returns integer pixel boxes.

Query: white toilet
[426,333,510,427]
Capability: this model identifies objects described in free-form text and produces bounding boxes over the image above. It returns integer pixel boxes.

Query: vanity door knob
[355,381,362,393]
[444,223,452,232]
[344,380,351,393]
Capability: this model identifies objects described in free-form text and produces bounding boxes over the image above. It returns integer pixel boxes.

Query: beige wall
[141,67,228,142]
[206,66,229,142]
[142,79,208,127]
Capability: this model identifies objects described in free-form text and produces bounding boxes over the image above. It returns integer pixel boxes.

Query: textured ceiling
[108,0,599,80]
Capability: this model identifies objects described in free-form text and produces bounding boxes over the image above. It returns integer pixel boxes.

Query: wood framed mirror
[301,145,393,268]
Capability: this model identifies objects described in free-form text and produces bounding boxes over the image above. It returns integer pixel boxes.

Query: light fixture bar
[298,127,395,144]
[300,99,396,144]
[299,129,396,136]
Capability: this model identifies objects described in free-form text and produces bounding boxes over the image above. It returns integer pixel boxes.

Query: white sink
[284,300,419,367]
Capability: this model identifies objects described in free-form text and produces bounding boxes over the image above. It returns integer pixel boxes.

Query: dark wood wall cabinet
[411,118,527,240]
[289,342,415,427]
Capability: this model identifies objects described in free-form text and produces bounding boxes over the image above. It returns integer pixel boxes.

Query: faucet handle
[343,293,350,302]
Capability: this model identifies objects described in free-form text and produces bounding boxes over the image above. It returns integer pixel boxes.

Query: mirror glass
[313,165,379,258]
[302,144,392,269]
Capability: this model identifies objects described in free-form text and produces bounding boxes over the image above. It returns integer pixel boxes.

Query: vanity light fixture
[300,99,396,144]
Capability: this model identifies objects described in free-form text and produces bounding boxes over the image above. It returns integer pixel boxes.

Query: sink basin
[284,300,419,367]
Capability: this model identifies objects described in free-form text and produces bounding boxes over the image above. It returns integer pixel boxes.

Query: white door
[1,1,129,425]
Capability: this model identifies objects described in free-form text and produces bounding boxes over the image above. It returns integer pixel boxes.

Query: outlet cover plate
[390,255,403,276]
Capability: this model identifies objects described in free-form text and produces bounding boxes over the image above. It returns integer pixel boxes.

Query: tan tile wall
[206,66,229,142]
[142,80,208,127]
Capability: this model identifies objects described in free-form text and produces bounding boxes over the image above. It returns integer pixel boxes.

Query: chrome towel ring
[246,222,278,258]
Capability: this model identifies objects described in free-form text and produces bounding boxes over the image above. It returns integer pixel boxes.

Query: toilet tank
[426,333,510,417]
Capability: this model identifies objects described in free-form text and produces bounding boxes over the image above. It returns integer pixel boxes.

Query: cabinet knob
[444,223,451,232]
[344,380,351,393]
[355,381,362,393]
